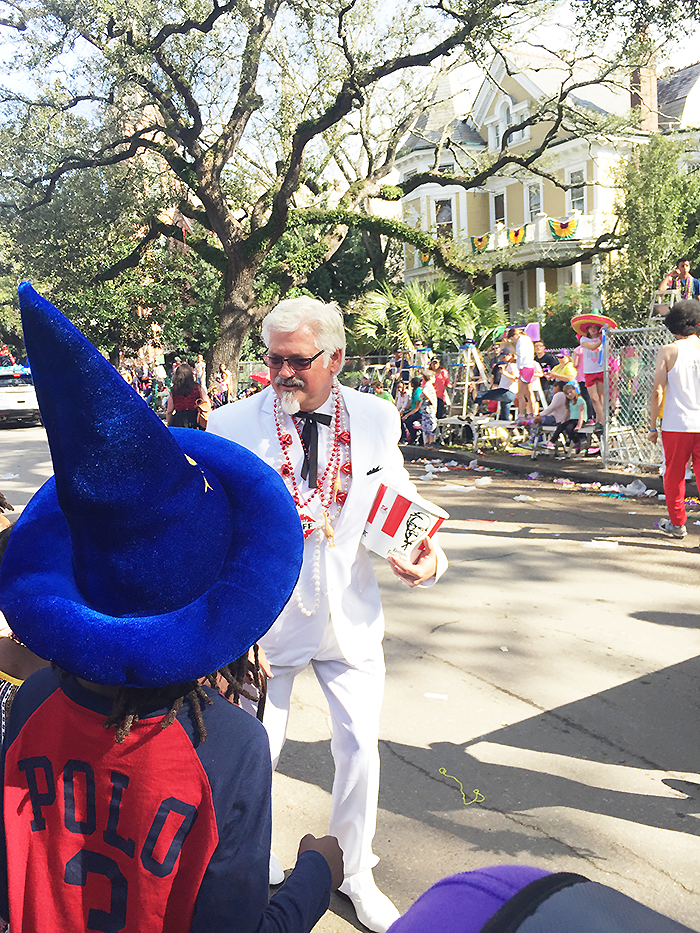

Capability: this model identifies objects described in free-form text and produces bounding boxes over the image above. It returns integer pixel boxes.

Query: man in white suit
[208,298,447,933]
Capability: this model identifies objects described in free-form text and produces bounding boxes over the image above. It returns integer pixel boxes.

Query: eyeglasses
[264,349,324,371]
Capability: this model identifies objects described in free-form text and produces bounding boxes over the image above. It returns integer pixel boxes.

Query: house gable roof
[658,62,700,130]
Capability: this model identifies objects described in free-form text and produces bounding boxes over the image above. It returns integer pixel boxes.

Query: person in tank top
[649,299,700,538]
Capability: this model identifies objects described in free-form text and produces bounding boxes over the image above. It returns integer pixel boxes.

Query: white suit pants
[264,637,385,878]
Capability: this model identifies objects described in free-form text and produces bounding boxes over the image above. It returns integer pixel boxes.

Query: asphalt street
[3,425,700,929]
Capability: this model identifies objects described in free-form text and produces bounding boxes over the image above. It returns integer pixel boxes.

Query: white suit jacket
[208,384,447,667]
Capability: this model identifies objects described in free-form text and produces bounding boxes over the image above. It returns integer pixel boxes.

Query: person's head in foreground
[1,285,303,701]
[664,299,700,338]
[387,865,695,932]
[0,283,342,932]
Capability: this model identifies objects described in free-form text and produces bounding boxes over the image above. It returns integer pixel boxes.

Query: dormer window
[498,101,513,148]
[486,94,530,150]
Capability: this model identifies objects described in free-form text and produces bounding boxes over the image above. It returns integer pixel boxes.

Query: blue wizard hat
[0,283,303,686]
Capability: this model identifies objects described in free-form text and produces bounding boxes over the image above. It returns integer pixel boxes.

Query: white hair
[262,297,346,368]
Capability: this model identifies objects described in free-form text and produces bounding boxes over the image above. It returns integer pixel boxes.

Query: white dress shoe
[269,851,285,885]
[340,870,400,933]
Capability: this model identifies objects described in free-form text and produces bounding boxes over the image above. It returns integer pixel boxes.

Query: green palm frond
[353,277,501,354]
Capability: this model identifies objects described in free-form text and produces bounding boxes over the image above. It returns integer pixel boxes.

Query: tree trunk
[211,265,265,393]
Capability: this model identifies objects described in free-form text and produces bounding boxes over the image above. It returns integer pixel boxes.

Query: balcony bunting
[471,233,489,253]
[507,225,526,245]
[548,217,578,240]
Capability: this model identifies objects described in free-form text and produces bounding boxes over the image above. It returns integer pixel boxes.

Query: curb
[399,443,682,494]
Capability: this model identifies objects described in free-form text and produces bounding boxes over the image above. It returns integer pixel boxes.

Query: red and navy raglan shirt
[0,667,331,932]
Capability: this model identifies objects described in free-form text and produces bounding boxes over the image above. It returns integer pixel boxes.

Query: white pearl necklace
[275,379,350,617]
[296,529,323,617]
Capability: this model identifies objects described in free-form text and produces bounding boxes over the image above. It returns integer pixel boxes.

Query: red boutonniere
[336,491,347,505]
[338,431,351,445]
[340,462,352,476]
[280,463,293,477]
[280,433,293,447]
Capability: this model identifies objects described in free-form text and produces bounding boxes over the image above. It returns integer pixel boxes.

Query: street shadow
[630,611,700,628]
[0,423,41,432]
[618,540,696,553]
[445,527,689,552]
[276,655,700,860]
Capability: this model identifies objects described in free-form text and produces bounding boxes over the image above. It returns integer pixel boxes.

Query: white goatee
[280,391,301,415]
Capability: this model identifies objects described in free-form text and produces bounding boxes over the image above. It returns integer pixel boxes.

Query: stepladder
[449,342,490,416]
[648,288,679,327]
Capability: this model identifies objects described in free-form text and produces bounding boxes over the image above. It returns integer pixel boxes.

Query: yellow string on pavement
[439,768,485,806]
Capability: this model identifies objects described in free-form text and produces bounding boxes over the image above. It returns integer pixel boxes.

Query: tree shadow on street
[277,655,700,861]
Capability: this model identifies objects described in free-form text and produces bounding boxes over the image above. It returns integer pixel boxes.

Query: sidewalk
[400,442,678,494]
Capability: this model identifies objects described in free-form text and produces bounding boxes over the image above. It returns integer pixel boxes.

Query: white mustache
[275,375,305,389]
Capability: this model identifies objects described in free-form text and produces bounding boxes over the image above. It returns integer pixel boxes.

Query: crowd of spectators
[348,324,610,452]
[120,319,607,449]
[352,353,454,448]
[117,353,264,419]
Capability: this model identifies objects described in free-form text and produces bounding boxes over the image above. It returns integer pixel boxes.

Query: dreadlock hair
[101,644,266,744]
[206,643,267,721]
[103,681,213,744]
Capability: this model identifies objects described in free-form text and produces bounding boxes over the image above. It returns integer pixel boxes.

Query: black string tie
[295,411,332,487]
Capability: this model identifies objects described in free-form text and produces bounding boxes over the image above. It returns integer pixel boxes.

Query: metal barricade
[603,325,667,470]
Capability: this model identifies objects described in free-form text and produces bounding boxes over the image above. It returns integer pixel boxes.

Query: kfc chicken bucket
[363,483,449,559]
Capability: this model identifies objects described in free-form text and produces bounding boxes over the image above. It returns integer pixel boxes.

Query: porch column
[571,261,582,287]
[590,257,603,310]
[495,272,504,311]
[536,267,546,308]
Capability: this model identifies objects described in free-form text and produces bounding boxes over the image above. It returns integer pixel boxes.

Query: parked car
[0,366,41,426]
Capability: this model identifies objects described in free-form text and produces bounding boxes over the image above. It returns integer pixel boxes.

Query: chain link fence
[603,325,667,471]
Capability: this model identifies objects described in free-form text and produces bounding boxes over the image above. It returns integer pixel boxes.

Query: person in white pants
[208,297,448,933]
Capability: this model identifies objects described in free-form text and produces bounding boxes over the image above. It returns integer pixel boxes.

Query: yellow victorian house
[398,50,661,316]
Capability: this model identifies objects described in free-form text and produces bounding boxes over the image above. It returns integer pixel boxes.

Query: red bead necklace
[273,380,351,544]
[273,380,351,617]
